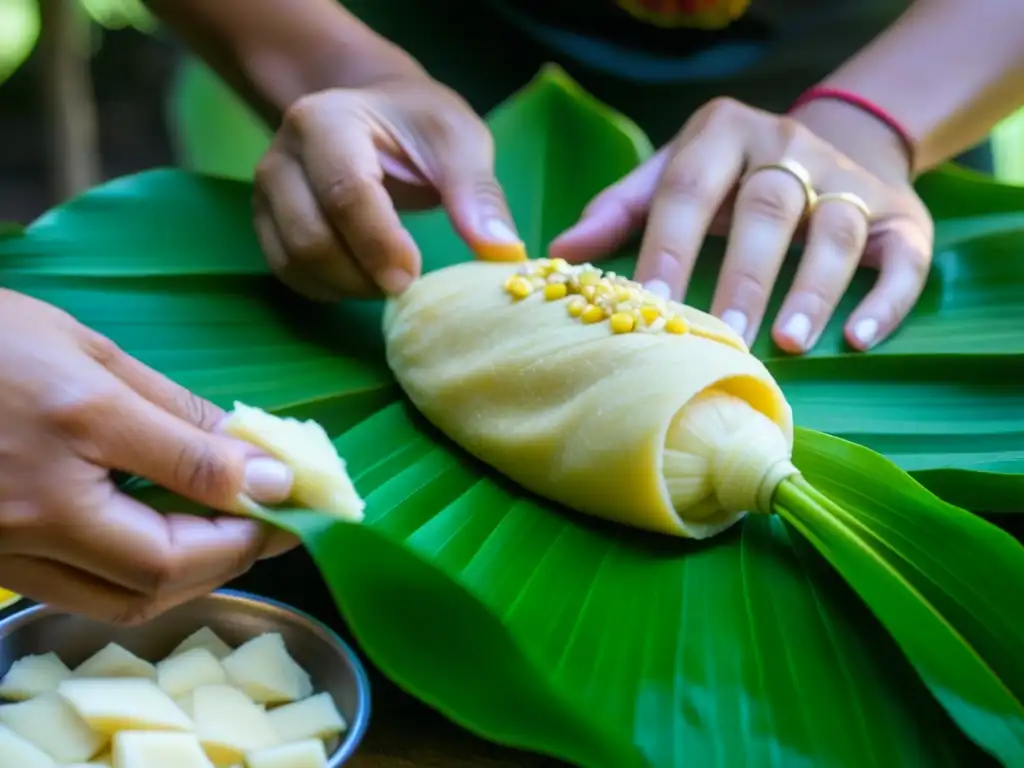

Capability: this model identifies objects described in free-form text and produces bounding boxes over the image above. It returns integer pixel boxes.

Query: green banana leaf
[779,435,1024,763]
[2,67,1024,767]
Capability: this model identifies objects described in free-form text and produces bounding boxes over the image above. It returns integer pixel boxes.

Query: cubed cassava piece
[111,731,214,768]
[156,648,228,699]
[57,678,193,734]
[73,643,157,681]
[221,632,313,704]
[0,652,72,700]
[222,403,365,522]
[169,627,234,661]
[0,690,105,762]
[385,260,797,538]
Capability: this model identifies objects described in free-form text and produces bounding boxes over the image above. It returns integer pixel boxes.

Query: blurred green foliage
[0,0,155,85]
[0,0,1022,185]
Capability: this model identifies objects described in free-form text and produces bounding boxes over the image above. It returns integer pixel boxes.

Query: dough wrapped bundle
[383,259,799,539]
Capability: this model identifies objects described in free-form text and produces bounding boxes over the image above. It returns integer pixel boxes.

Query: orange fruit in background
[616,0,750,29]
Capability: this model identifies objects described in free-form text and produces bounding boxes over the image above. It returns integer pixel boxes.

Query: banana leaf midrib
[775,479,1024,726]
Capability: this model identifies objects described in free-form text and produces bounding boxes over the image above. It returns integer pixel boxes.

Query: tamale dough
[384,261,795,538]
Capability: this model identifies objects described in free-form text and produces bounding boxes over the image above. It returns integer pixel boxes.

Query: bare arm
[143,0,422,124]
[792,0,1024,174]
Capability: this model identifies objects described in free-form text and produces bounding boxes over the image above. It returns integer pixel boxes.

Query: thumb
[429,125,526,262]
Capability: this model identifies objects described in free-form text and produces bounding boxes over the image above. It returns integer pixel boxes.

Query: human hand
[0,290,298,624]
[550,97,933,353]
[254,70,525,302]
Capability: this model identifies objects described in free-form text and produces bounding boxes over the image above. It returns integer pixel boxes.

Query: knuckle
[174,442,238,507]
[658,161,715,204]
[282,93,325,133]
[179,392,222,433]
[797,281,839,312]
[79,331,123,367]
[821,212,866,255]
[279,224,337,265]
[320,175,377,220]
[740,176,802,222]
[40,384,120,442]
[703,96,746,128]
[725,265,769,306]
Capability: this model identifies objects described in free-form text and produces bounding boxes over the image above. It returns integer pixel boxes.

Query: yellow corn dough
[384,259,798,538]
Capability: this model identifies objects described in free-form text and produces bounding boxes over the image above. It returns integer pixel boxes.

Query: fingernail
[851,317,879,349]
[644,279,672,300]
[376,267,414,295]
[244,457,293,504]
[719,308,748,338]
[476,218,527,262]
[781,313,813,348]
[484,218,521,244]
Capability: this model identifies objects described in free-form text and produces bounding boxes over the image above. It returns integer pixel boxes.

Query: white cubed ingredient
[245,738,328,768]
[180,684,279,765]
[0,691,105,762]
[0,723,55,766]
[73,644,156,681]
[58,678,193,735]
[0,652,72,700]
[221,633,312,704]
[156,648,227,699]
[170,628,234,661]
[266,692,346,743]
[111,731,214,768]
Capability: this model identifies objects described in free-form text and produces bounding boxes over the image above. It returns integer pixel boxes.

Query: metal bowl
[0,589,371,766]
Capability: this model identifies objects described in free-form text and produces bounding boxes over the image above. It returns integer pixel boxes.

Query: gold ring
[747,158,818,213]
[812,191,872,221]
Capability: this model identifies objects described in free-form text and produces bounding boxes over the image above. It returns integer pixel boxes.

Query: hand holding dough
[383,259,798,538]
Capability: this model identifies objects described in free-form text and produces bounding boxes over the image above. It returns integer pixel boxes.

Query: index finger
[634,134,744,301]
[294,100,421,295]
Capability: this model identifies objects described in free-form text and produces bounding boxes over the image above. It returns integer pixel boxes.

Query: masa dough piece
[384,260,798,538]
[222,403,364,522]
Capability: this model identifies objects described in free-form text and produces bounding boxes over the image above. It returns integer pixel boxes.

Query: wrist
[231,12,425,123]
[790,98,914,185]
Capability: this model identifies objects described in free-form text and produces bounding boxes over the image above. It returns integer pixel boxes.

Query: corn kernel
[543,282,568,301]
[550,258,570,273]
[665,316,688,334]
[610,312,635,334]
[505,275,534,299]
[581,304,606,324]
[581,285,597,301]
[579,271,601,287]
[639,306,661,325]
[567,296,587,317]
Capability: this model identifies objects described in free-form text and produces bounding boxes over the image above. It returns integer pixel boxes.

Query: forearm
[144,0,422,125]
[794,0,1024,173]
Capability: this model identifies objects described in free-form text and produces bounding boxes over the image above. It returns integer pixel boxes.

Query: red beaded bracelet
[789,86,916,170]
